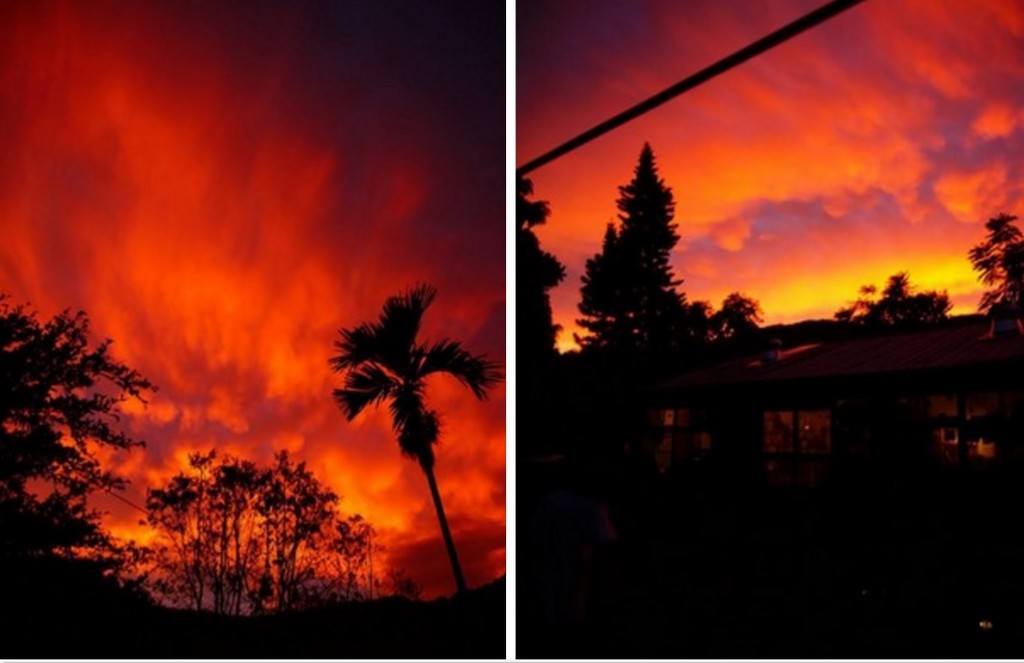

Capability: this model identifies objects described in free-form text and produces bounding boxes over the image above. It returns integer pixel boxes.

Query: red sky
[0,0,504,597]
[518,0,1024,351]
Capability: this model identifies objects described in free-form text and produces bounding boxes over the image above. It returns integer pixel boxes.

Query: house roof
[659,321,1024,390]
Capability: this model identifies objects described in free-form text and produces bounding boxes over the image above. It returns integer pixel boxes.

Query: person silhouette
[528,453,618,626]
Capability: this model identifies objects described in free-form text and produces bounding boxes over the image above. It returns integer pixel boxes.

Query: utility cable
[517,0,867,176]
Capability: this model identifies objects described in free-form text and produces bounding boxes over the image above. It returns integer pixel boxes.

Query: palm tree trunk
[422,463,467,595]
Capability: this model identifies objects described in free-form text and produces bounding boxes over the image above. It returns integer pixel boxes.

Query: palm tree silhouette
[329,284,501,595]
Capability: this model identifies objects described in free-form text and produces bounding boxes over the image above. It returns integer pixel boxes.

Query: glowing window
[969,438,997,462]
[655,432,673,473]
[927,394,957,418]
[763,411,794,453]
[797,410,831,454]
[764,410,831,486]
[1002,391,1024,418]
[933,426,959,464]
[967,393,999,420]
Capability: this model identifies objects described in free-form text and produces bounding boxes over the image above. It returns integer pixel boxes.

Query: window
[933,426,959,464]
[961,392,1018,467]
[967,392,999,420]
[798,410,831,454]
[763,409,831,486]
[649,407,711,471]
[655,431,673,474]
[834,398,870,458]
[797,459,829,487]
[964,393,1004,467]
[927,394,957,418]
[671,431,691,462]
[925,392,1024,467]
[969,437,997,463]
[1002,391,1024,418]
[763,411,794,453]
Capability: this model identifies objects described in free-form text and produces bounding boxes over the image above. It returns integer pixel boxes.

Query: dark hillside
[3,557,504,659]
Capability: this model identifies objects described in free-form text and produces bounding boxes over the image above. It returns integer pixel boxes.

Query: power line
[66,467,152,517]
[517,0,867,177]
[101,485,150,517]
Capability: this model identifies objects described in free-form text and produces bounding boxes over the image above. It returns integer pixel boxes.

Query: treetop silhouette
[969,212,1024,313]
[834,271,951,328]
[0,295,153,561]
[146,449,377,614]
[711,292,764,343]
[577,143,688,358]
[518,175,566,360]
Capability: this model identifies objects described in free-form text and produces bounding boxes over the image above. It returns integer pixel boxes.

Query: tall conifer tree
[577,143,686,357]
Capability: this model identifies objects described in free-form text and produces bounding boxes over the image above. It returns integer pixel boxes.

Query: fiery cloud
[518,0,1024,348]
[0,1,504,597]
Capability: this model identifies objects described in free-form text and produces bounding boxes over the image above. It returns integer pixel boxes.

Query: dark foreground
[520,457,1024,658]
[4,560,504,659]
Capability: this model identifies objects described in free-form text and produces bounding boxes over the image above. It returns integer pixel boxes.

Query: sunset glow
[0,1,504,597]
[518,0,1024,351]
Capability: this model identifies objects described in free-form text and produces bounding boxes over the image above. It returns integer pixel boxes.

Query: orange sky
[518,0,1024,352]
[0,0,504,597]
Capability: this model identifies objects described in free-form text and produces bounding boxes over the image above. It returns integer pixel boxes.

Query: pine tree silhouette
[577,143,687,358]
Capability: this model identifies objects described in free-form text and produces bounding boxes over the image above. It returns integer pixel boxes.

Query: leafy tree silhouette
[834,272,951,328]
[518,175,566,359]
[518,176,568,457]
[969,212,1024,313]
[711,292,763,343]
[577,143,689,358]
[0,295,152,564]
[329,285,502,595]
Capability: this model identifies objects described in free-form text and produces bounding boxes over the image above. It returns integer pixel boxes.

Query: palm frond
[330,322,384,371]
[376,284,436,367]
[381,284,436,335]
[332,364,397,419]
[420,339,502,399]
[329,284,438,375]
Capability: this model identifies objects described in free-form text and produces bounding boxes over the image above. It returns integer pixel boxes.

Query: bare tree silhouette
[329,285,502,595]
[145,450,347,614]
